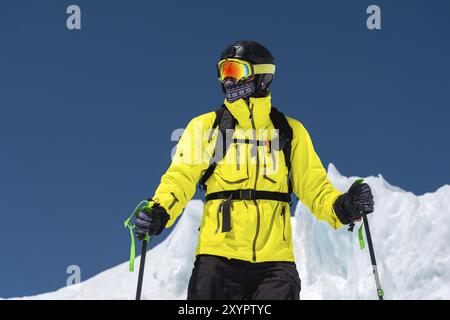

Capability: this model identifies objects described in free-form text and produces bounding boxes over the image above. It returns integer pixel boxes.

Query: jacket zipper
[281,205,287,241]
[247,102,261,262]
[263,140,276,183]
[168,192,179,210]
[263,157,277,184]
[271,145,277,171]
[235,143,240,171]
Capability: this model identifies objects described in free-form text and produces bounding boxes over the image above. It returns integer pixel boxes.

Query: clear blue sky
[0,0,449,298]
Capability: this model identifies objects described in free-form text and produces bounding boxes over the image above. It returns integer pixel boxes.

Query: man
[135,41,374,300]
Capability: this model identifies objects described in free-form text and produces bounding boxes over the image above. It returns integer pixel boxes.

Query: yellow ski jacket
[152,94,343,263]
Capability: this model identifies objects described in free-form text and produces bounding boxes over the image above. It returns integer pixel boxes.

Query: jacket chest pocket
[215,142,249,184]
[261,145,288,185]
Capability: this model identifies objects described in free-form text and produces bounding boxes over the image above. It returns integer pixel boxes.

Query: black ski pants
[187,254,301,300]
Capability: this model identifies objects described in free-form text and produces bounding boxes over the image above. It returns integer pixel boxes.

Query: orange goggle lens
[218,60,252,82]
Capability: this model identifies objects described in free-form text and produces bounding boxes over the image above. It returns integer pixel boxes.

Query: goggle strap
[253,64,276,75]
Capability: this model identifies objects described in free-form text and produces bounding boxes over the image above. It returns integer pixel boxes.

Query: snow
[11,164,450,300]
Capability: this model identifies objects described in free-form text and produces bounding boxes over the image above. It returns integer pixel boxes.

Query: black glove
[135,203,170,240]
[333,181,375,225]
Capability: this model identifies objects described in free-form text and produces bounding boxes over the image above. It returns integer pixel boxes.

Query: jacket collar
[223,94,272,129]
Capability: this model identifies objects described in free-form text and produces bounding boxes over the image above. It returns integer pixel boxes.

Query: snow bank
[295,164,450,299]
[14,164,450,300]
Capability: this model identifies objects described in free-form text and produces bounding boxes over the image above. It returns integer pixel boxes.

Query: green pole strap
[354,178,366,250]
[123,200,151,272]
[358,224,365,250]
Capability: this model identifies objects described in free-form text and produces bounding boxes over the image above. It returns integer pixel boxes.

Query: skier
[135,41,374,300]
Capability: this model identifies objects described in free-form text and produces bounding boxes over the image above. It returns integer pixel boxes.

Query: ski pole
[362,213,384,300]
[135,237,148,300]
[355,178,384,300]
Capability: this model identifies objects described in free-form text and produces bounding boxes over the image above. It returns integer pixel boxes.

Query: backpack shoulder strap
[206,105,226,142]
[269,107,293,172]
[199,105,236,191]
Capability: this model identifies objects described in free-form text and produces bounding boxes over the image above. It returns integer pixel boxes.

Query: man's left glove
[333,181,375,225]
[135,203,170,240]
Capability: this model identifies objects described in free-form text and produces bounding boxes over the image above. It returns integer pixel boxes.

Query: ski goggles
[217,58,276,82]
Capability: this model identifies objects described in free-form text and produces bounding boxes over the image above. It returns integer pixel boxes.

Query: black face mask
[223,78,256,103]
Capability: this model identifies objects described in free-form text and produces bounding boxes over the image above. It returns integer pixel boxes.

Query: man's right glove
[135,203,170,240]
[333,181,375,225]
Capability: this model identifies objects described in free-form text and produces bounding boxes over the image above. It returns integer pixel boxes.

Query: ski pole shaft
[135,238,148,300]
[362,214,384,300]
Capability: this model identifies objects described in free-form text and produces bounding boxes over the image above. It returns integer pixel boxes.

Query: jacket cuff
[333,194,352,225]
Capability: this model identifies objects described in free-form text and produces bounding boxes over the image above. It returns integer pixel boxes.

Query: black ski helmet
[218,40,275,97]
